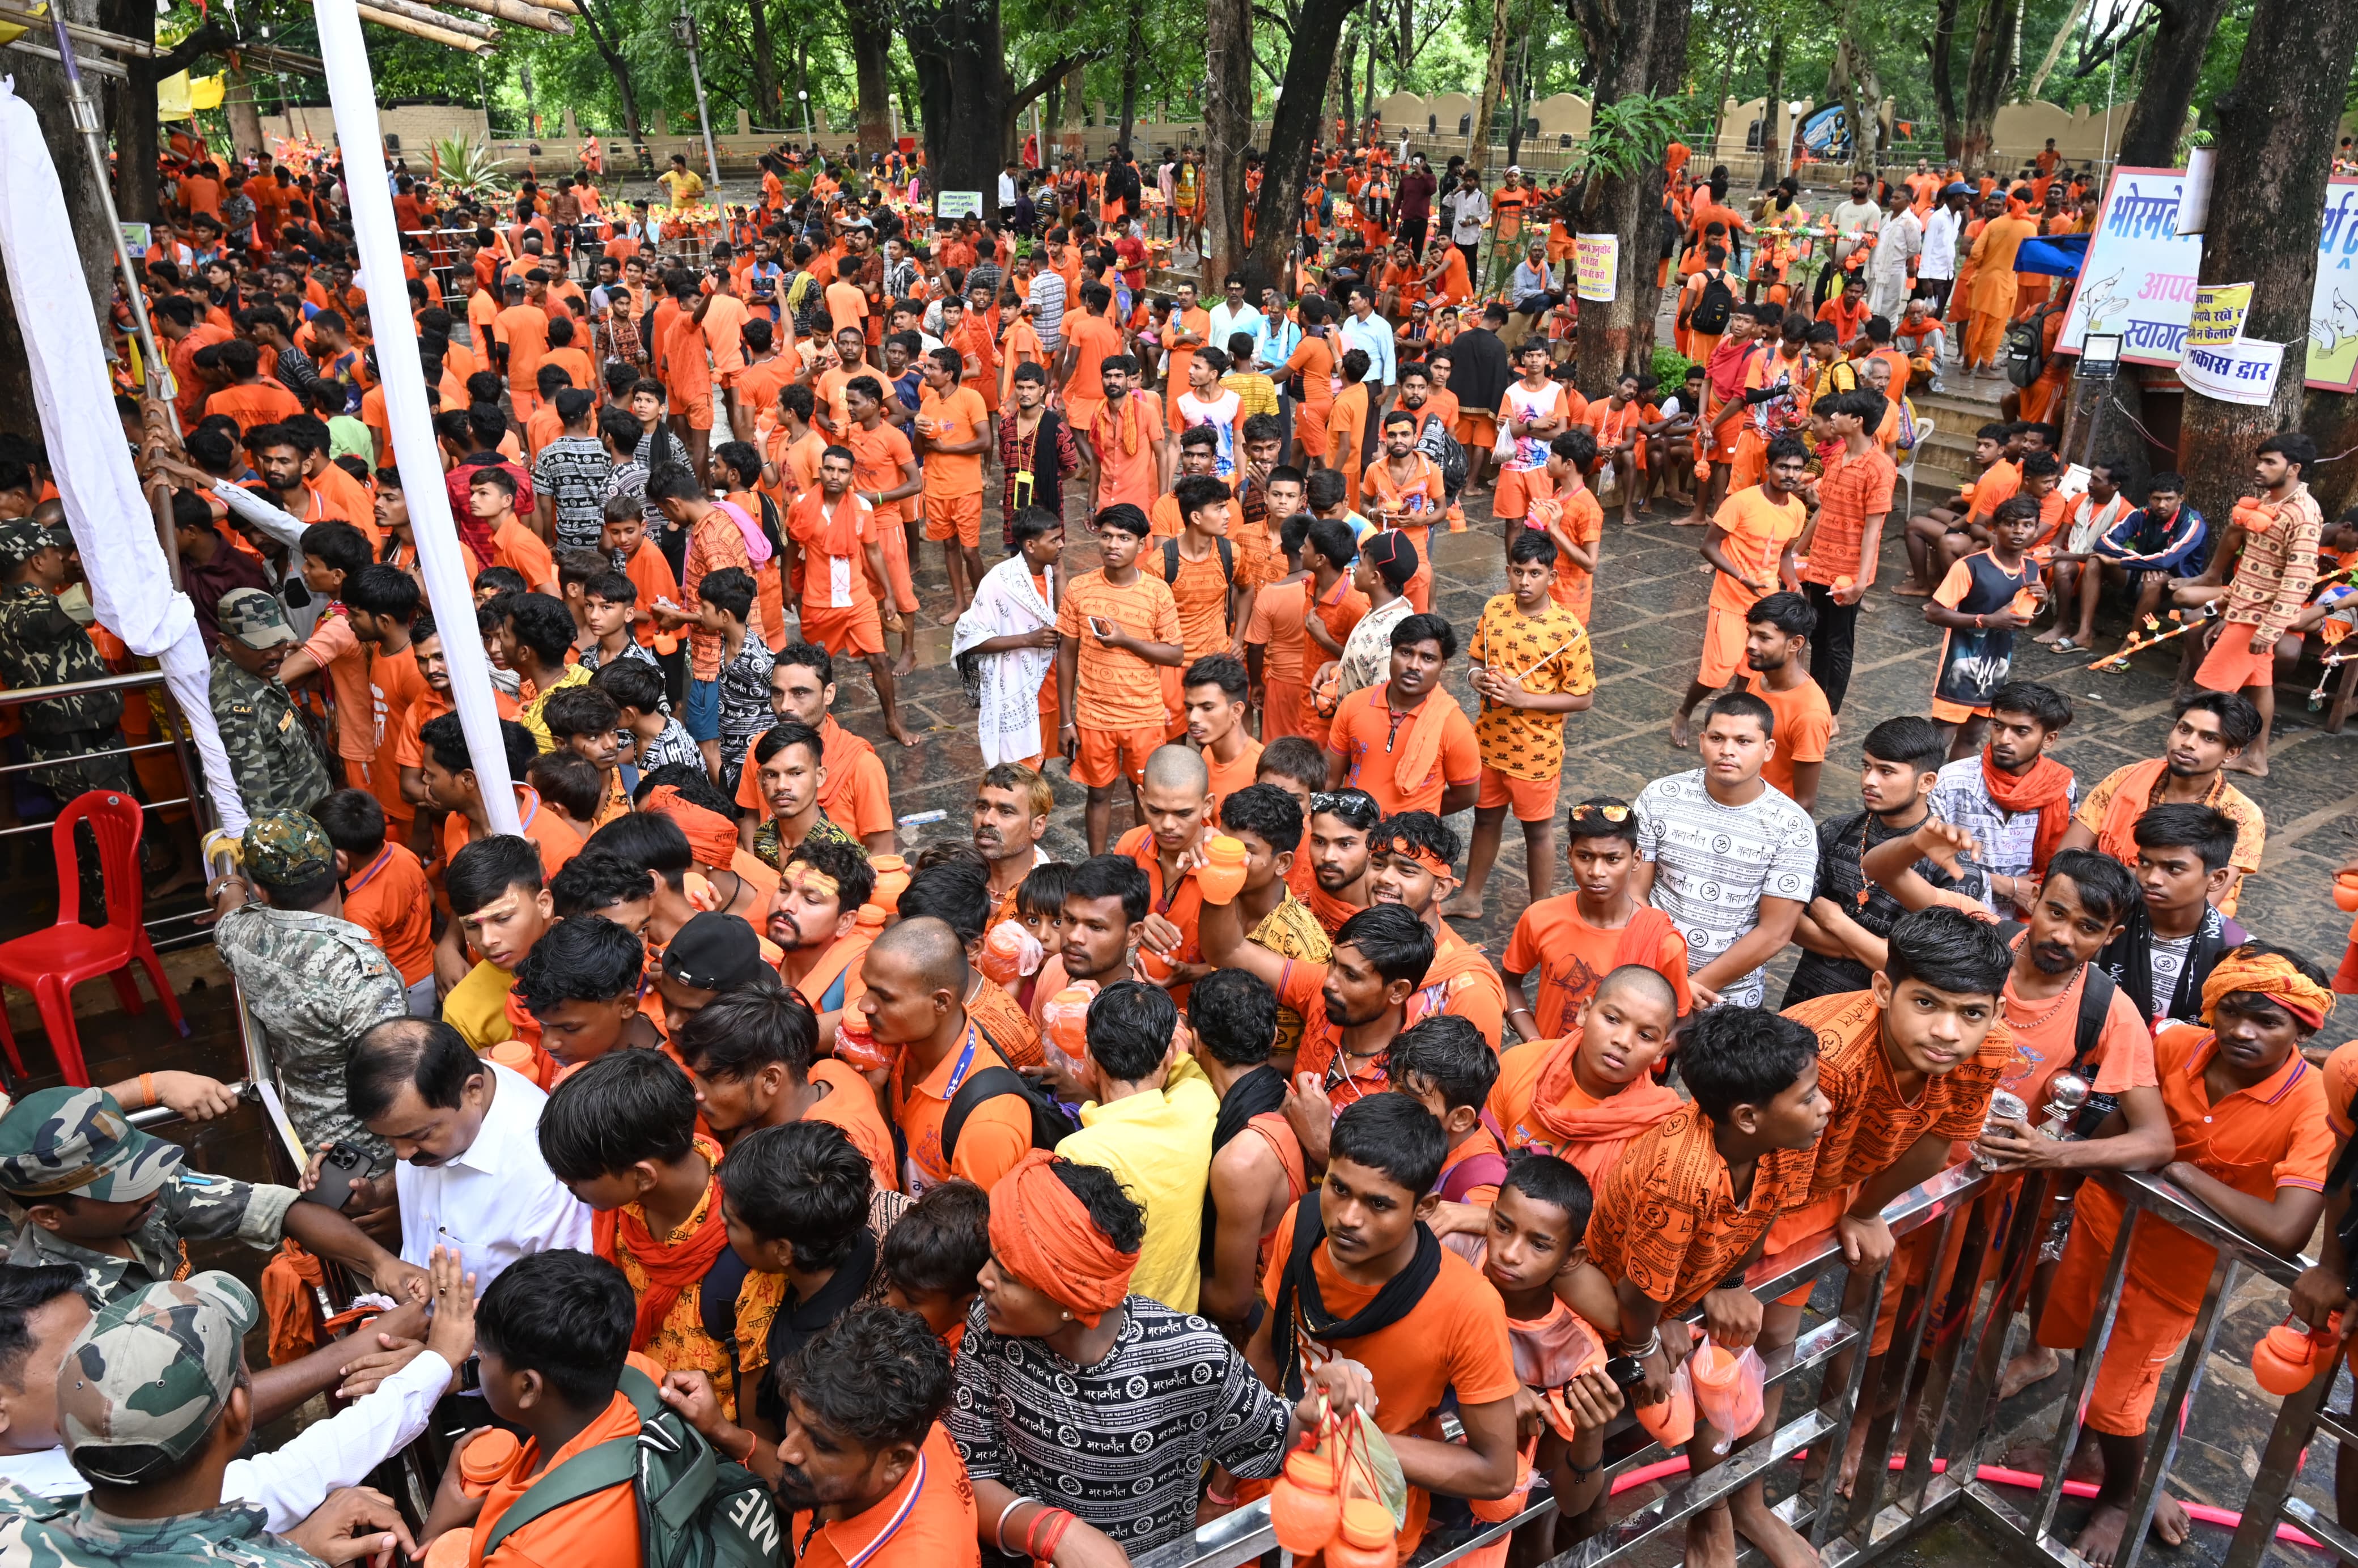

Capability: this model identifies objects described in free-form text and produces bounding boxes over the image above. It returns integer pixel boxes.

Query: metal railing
[1136,1160,2329,1568]
[0,665,222,951]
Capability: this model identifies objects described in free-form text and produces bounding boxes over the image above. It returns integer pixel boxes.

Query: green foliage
[1652,347,1694,398]
[431,135,510,198]
[1585,94,1687,181]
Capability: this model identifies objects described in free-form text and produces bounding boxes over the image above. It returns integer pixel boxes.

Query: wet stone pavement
[838,481,2358,1568]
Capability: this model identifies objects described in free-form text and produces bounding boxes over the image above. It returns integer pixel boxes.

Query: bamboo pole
[351,2,494,49]
[431,0,574,35]
[363,0,497,40]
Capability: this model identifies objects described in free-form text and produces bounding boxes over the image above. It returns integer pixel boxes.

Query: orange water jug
[1326,1498,1397,1568]
[2334,871,2358,912]
[870,855,910,913]
[1634,1366,1695,1448]
[1042,984,1098,1060]
[1268,1447,1341,1553]
[487,1040,536,1076]
[834,1012,892,1073]
[2251,1319,2335,1395]
[1197,835,1249,904]
[981,919,1043,984]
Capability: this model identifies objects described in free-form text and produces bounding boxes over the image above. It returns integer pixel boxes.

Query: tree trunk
[574,0,646,144]
[1960,0,2019,172]
[100,0,160,220]
[2174,0,2358,525]
[1397,0,1413,87]
[746,0,781,126]
[1469,0,1513,173]
[1242,0,1355,291]
[846,0,897,155]
[2114,0,2231,168]
[1205,0,1254,283]
[0,0,116,417]
[2022,0,2090,102]
[222,62,266,164]
[910,0,1010,190]
[1928,0,1961,160]
[1363,6,1379,127]
[1570,0,1691,390]
[1758,29,1786,186]
[1119,10,1141,154]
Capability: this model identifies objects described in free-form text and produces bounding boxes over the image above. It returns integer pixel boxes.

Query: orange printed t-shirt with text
[1057,569,1182,730]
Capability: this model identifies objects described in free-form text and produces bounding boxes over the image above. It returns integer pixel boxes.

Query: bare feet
[1730,1487,1821,1568]
[1439,890,1487,920]
[2033,626,2065,644]
[1668,510,1706,528]
[885,717,920,747]
[2072,1494,2186,1568]
[1835,1415,1869,1498]
[1997,1344,2059,1401]
[1891,583,1933,599]
[2224,753,2270,778]
[1670,707,1697,748]
[893,644,917,678]
[1685,1503,1738,1568]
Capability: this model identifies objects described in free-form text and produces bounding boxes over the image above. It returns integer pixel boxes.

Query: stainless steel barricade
[1136,1159,2329,1568]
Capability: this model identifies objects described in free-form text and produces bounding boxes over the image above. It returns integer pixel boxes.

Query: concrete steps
[1907,378,2009,505]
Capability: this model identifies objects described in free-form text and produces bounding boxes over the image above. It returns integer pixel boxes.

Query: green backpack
[479,1366,781,1568]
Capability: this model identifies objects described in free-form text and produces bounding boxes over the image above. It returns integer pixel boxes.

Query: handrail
[2101,1167,2311,1287]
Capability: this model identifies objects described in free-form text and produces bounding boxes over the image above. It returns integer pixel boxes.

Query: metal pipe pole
[45,11,186,590]
[680,1,722,188]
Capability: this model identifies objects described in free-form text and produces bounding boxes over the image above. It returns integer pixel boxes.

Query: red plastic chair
[0,791,188,1086]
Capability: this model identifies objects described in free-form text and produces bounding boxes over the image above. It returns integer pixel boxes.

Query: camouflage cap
[0,1086,183,1202]
[0,519,67,569]
[217,586,297,649]
[60,1271,258,1482]
[241,810,334,886]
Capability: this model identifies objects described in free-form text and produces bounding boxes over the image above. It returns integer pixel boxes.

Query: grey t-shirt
[1635,769,1820,1006]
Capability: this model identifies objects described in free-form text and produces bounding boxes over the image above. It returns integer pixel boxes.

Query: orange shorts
[1294,404,1331,465]
[1261,677,1307,741]
[1477,767,1559,822]
[1492,466,1545,521]
[924,492,983,547]
[2037,1233,2196,1437]
[1711,413,1745,466]
[1699,603,1749,687]
[1455,409,1498,452]
[800,604,886,657]
[2195,624,2274,694]
[1929,694,1988,725]
[677,390,715,432]
[1065,396,1105,434]
[870,511,919,614]
[1071,723,1167,789]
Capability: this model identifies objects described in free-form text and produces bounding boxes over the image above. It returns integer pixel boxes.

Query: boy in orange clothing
[1490,963,1683,1191]
[1670,434,1808,747]
[915,347,991,615]
[675,985,898,1191]
[315,788,438,1015]
[1058,504,1186,853]
[1389,1014,1508,1207]
[434,1248,660,1568]
[1501,799,1693,1040]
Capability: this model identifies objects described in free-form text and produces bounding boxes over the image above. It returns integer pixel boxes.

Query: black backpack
[1686,269,1735,336]
[1162,536,1236,592]
[881,1063,1079,1187]
[2005,304,2061,388]
[1413,413,1470,499]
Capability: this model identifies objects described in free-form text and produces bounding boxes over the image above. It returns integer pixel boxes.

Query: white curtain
[0,78,248,831]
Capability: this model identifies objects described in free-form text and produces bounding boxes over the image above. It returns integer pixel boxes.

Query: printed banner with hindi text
[2058,167,2358,393]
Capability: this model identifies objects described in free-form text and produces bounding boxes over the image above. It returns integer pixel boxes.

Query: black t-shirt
[1782,810,1980,1006]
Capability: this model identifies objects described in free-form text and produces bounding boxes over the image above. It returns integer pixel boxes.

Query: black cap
[661,912,769,992]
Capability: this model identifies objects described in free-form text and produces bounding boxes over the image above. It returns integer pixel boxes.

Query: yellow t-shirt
[1053,1055,1219,1314]
[519,662,593,755]
[1468,593,1594,780]
[659,168,706,210]
[440,960,514,1050]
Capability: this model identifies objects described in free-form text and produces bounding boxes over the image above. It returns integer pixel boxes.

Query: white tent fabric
[312,0,521,835]
[0,77,248,831]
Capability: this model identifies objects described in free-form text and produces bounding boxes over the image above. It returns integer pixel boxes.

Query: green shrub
[1652,346,1693,400]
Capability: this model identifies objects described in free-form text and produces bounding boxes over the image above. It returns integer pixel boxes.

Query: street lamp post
[799,88,813,146]
[672,0,722,188]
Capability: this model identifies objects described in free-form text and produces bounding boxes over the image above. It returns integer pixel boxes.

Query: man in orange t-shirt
[1741,593,1834,811]
[915,349,992,614]
[1058,284,1125,445]
[317,789,437,1010]
[1087,362,1169,515]
[1673,436,1808,745]
[491,278,553,421]
[1057,505,1185,850]
[1163,281,1213,431]
[774,1316,974,1568]
[1324,614,1480,817]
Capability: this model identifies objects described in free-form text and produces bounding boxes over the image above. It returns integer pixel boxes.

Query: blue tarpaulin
[2013,232,2090,278]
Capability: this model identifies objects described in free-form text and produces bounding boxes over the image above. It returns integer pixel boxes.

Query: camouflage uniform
[0,521,130,799]
[0,1088,298,1307]
[0,1272,328,1566]
[211,814,402,1161]
[209,588,331,817]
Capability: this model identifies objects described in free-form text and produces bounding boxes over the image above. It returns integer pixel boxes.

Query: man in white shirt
[1337,281,1398,393]
[0,1261,470,1532]
[1446,168,1491,281]
[1821,172,1884,312]
[998,162,1020,216]
[1869,186,1924,321]
[346,1015,594,1285]
[1916,184,1971,320]
[1206,274,1266,362]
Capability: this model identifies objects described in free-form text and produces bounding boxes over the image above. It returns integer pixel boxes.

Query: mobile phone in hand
[301,1143,377,1209]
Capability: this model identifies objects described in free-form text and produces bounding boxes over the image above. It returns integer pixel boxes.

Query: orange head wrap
[986,1151,1138,1328]
[2199,946,2335,1034]
[641,785,739,870]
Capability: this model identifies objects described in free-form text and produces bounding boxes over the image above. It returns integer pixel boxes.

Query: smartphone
[1088,615,1117,638]
[301,1143,376,1210]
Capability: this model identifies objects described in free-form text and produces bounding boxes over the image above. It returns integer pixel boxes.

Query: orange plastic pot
[1198,836,1250,904]
[871,855,910,913]
[1326,1497,1396,1568]
[1269,1448,1341,1553]
[1634,1380,1695,1448]
[2251,1324,2323,1396]
[1043,985,1098,1061]
[834,1015,892,1073]
[2334,872,2358,913]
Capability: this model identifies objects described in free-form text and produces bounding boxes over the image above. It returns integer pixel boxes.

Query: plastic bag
[979,919,1045,985]
[1688,1337,1766,1453]
[1339,1404,1410,1531]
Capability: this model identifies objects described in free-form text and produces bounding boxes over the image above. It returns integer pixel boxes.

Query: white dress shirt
[1337,309,1398,388]
[2,1349,455,1531]
[1919,206,1961,281]
[1206,301,1267,362]
[1448,188,1490,247]
[998,171,1019,207]
[395,1061,593,1285]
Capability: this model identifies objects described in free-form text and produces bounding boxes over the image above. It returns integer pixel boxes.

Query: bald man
[1116,745,1218,1005]
[871,913,1042,1192]
[1487,963,1683,1191]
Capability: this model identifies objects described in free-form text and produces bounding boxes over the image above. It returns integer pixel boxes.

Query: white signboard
[2058,167,2358,393]
[2179,337,2285,406]
[936,190,983,219]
